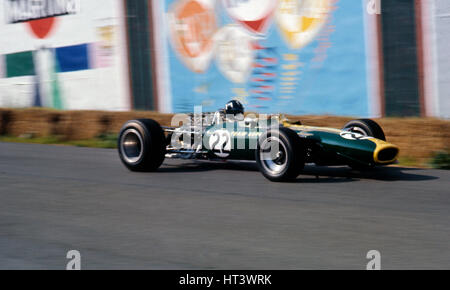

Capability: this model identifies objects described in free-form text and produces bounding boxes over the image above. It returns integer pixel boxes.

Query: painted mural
[161,0,371,116]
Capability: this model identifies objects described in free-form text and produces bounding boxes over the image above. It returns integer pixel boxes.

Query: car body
[118,111,399,182]
[198,118,398,166]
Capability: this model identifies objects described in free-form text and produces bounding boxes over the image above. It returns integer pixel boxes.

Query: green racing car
[118,101,399,182]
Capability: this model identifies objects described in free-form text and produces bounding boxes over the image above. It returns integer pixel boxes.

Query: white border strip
[363,0,382,118]
[118,0,132,110]
[422,0,439,117]
[0,54,5,78]
[152,0,173,113]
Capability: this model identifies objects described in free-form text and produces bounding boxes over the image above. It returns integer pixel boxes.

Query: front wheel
[118,119,166,172]
[342,119,386,141]
[256,127,306,182]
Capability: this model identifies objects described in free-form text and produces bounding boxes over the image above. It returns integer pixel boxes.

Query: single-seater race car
[118,101,399,182]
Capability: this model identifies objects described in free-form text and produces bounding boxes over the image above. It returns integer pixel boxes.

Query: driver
[213,100,245,124]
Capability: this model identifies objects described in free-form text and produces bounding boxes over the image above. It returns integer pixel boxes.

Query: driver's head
[224,100,244,117]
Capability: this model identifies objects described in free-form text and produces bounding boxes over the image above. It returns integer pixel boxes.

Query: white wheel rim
[259,136,288,174]
[120,129,144,164]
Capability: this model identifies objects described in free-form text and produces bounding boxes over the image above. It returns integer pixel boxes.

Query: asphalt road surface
[0,142,449,269]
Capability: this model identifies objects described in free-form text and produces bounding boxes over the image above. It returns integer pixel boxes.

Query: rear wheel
[118,119,166,172]
[256,127,306,182]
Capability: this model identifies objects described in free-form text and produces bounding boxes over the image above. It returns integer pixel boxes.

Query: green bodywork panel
[203,121,379,165]
[288,125,377,165]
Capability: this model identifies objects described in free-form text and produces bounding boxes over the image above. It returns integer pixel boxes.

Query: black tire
[343,119,386,141]
[256,127,306,182]
[118,119,166,172]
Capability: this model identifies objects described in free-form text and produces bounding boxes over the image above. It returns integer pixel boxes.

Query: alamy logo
[66,250,81,270]
[366,250,381,270]
[367,0,381,15]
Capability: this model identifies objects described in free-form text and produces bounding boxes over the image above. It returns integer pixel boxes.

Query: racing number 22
[210,130,231,157]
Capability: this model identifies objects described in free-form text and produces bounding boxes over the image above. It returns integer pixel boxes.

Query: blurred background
[0,0,448,118]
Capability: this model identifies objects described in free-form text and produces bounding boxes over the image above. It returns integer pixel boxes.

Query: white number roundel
[340,131,369,141]
[209,130,232,158]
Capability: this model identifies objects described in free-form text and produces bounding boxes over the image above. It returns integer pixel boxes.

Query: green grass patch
[0,134,118,149]
[397,156,422,168]
[430,150,450,170]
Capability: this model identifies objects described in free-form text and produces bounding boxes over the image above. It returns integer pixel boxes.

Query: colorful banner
[0,0,130,111]
[161,0,372,116]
